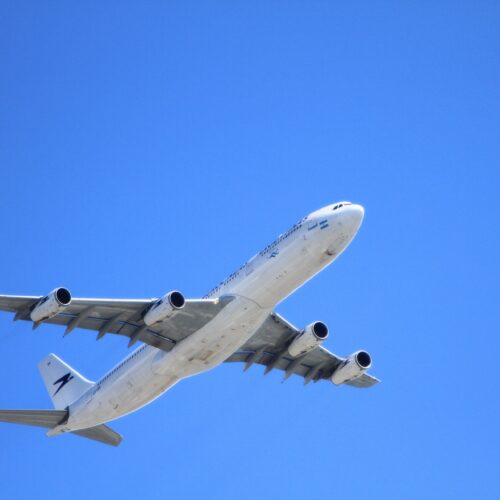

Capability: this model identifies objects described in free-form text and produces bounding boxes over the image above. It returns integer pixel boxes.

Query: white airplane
[0,202,378,446]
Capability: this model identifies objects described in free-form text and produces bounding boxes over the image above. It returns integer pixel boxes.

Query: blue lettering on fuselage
[203,216,307,298]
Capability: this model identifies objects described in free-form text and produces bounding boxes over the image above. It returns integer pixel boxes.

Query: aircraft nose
[341,204,365,233]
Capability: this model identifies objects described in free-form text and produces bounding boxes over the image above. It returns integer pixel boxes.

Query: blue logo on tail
[53,372,74,396]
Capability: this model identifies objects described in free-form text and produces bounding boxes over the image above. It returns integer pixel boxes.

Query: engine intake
[331,350,372,385]
[30,287,72,323]
[288,321,329,357]
[143,290,185,326]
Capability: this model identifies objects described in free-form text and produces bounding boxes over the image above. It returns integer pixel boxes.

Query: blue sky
[0,2,498,499]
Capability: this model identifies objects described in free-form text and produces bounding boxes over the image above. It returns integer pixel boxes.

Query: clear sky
[0,2,498,499]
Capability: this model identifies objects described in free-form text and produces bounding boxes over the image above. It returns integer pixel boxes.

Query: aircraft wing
[225,312,380,387]
[0,294,235,351]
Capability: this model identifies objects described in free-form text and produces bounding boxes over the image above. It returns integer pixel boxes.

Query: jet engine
[331,350,372,385]
[143,291,185,326]
[288,321,329,357]
[30,287,72,323]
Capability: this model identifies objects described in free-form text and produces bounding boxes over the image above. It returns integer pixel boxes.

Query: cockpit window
[333,202,352,211]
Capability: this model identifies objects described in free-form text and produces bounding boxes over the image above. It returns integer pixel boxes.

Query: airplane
[0,201,379,446]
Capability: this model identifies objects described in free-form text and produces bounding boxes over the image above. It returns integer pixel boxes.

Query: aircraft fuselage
[57,203,364,433]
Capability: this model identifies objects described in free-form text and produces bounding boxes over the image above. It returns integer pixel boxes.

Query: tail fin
[38,354,94,409]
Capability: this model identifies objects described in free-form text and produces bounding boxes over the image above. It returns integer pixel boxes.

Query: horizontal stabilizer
[72,424,123,447]
[0,409,67,428]
[0,409,122,446]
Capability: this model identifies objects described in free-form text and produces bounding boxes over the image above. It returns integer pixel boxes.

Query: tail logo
[53,372,74,396]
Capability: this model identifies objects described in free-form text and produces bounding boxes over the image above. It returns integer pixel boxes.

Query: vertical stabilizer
[38,354,94,409]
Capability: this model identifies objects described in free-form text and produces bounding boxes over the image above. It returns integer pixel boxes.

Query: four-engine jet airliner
[0,202,378,446]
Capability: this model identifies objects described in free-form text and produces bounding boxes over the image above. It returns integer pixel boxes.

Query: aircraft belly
[152,296,270,378]
[66,371,179,430]
[64,297,267,430]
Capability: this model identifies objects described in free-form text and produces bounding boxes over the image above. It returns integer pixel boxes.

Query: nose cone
[324,203,364,257]
[342,204,365,233]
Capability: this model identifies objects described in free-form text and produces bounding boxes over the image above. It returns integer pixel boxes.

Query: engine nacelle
[331,350,372,385]
[288,321,329,357]
[30,287,72,323]
[143,290,185,326]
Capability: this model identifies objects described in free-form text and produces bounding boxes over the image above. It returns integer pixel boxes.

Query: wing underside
[0,294,379,388]
[0,294,234,352]
[225,312,380,387]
